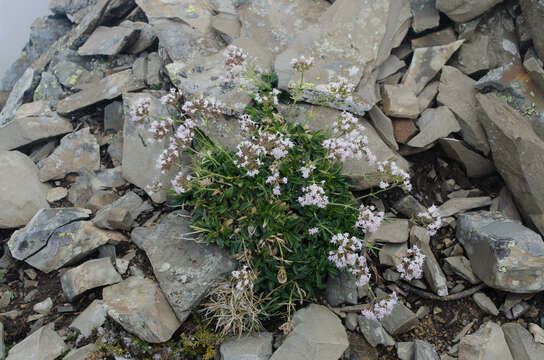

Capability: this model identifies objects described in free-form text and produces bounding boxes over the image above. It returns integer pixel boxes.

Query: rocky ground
[1,0,544,359]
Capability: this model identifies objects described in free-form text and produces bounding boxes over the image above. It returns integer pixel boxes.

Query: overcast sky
[0,1,52,76]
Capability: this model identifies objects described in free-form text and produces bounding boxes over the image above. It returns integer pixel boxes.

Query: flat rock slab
[57,69,145,115]
[220,333,274,360]
[6,324,67,360]
[103,276,181,343]
[61,258,122,301]
[270,304,348,360]
[138,210,236,323]
[380,300,419,335]
[0,101,72,151]
[0,68,36,127]
[459,321,513,360]
[444,256,480,284]
[382,85,420,119]
[439,138,494,178]
[64,344,99,360]
[326,272,358,307]
[436,0,503,23]
[367,219,410,244]
[0,151,49,229]
[457,211,544,293]
[502,322,544,360]
[438,197,492,217]
[411,226,448,296]
[358,316,395,347]
[407,106,460,148]
[78,25,139,56]
[411,0,440,33]
[135,0,215,34]
[38,127,100,182]
[70,299,107,337]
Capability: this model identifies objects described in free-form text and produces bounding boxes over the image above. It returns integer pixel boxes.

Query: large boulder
[457,212,544,293]
[269,304,349,360]
[135,210,237,323]
[476,93,544,235]
[0,151,49,228]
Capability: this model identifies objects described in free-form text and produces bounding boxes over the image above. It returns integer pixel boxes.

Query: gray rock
[38,128,100,182]
[64,344,99,360]
[0,151,49,228]
[490,187,522,222]
[459,321,513,360]
[61,258,122,302]
[97,191,150,221]
[410,226,449,297]
[439,138,494,178]
[93,208,133,231]
[472,292,499,316]
[50,0,97,23]
[326,272,358,307]
[138,210,236,323]
[220,333,274,360]
[402,40,464,95]
[407,107,461,148]
[508,302,531,320]
[519,0,544,61]
[382,85,420,119]
[379,243,408,267]
[394,195,427,218]
[104,101,124,133]
[269,304,348,360]
[33,298,53,315]
[0,101,72,151]
[57,69,145,115]
[528,323,544,344]
[145,53,162,87]
[135,0,215,34]
[367,106,398,150]
[436,0,503,23]
[367,219,410,244]
[437,66,490,155]
[476,93,544,235]
[345,313,358,331]
[524,57,544,93]
[103,276,181,343]
[417,81,439,113]
[121,92,182,203]
[397,342,414,360]
[33,72,65,103]
[380,300,419,335]
[70,300,107,337]
[119,21,157,55]
[358,315,395,347]
[376,55,406,82]
[52,60,95,90]
[211,13,241,44]
[444,256,480,284]
[411,28,458,49]
[0,68,36,127]
[78,25,139,56]
[411,0,440,33]
[0,322,4,358]
[457,211,544,293]
[9,208,126,273]
[413,340,439,360]
[438,197,492,217]
[6,324,67,360]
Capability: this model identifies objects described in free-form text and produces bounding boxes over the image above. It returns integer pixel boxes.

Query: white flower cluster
[231,265,254,292]
[308,227,319,235]
[224,45,248,80]
[266,168,288,196]
[259,131,294,160]
[396,245,425,281]
[148,117,173,143]
[235,140,266,177]
[316,76,356,102]
[182,96,223,118]
[355,205,384,233]
[156,120,196,173]
[328,233,371,287]
[300,164,316,179]
[171,171,192,194]
[290,55,314,72]
[377,160,412,191]
[361,292,398,321]
[254,89,281,106]
[298,183,329,208]
[129,98,151,127]
[239,114,256,134]
[160,88,183,105]
[418,205,442,236]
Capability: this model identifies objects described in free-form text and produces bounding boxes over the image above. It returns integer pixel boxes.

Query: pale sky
[0,0,52,76]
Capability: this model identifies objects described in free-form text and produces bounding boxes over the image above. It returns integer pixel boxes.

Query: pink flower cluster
[298,183,329,208]
[328,233,371,287]
[290,55,314,72]
[160,88,183,105]
[377,160,412,192]
[308,227,319,235]
[231,265,254,292]
[361,292,398,321]
[182,96,223,119]
[171,171,192,194]
[239,114,256,134]
[396,245,425,281]
[316,77,356,102]
[418,205,442,236]
[355,205,384,233]
[300,164,316,179]
[224,45,248,80]
[266,168,288,196]
[156,120,196,174]
[148,118,173,143]
[235,140,266,177]
[129,98,151,127]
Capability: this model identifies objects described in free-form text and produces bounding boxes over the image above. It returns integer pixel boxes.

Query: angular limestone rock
[439,138,494,178]
[436,0,503,23]
[6,324,67,360]
[220,333,274,360]
[78,25,139,56]
[438,197,492,217]
[70,300,107,337]
[0,68,36,127]
[459,321,513,360]
[410,226,448,297]
[61,258,122,301]
[407,107,461,148]
[382,85,420,119]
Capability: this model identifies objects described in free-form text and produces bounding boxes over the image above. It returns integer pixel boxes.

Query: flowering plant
[132,47,439,335]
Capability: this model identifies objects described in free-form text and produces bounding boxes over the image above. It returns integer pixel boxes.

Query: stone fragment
[382,85,420,119]
[411,0,440,33]
[508,301,531,320]
[438,197,492,217]
[394,195,427,218]
[135,0,215,34]
[368,106,399,150]
[64,344,99,360]
[104,101,124,133]
[78,26,139,56]
[326,272,358,307]
[33,72,65,103]
[0,68,36,127]
[269,304,348,360]
[402,40,464,95]
[490,187,522,222]
[377,55,406,82]
[379,243,408,267]
[410,226,449,296]
[358,316,395,347]
[70,300,107,337]
[6,324,67,360]
[407,107,461,148]
[519,0,544,61]
[417,81,439,113]
[380,301,419,335]
[120,21,157,54]
[502,322,544,360]
[57,69,145,115]
[457,211,544,293]
[528,323,544,344]
[439,138,494,178]
[523,57,544,93]
[211,13,241,44]
[138,211,236,323]
[411,28,457,49]
[413,340,440,360]
[52,60,94,90]
[38,128,100,182]
[0,151,49,228]
[397,342,414,360]
[437,0,503,23]
[476,93,544,233]
[61,258,122,302]
[444,256,480,284]
[103,276,180,343]
[459,322,513,360]
[437,66,489,154]
[220,333,273,360]
[9,208,126,273]
[472,292,499,316]
[47,187,68,203]
[0,101,72,151]
[367,219,410,244]
[393,118,418,144]
[93,208,133,231]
